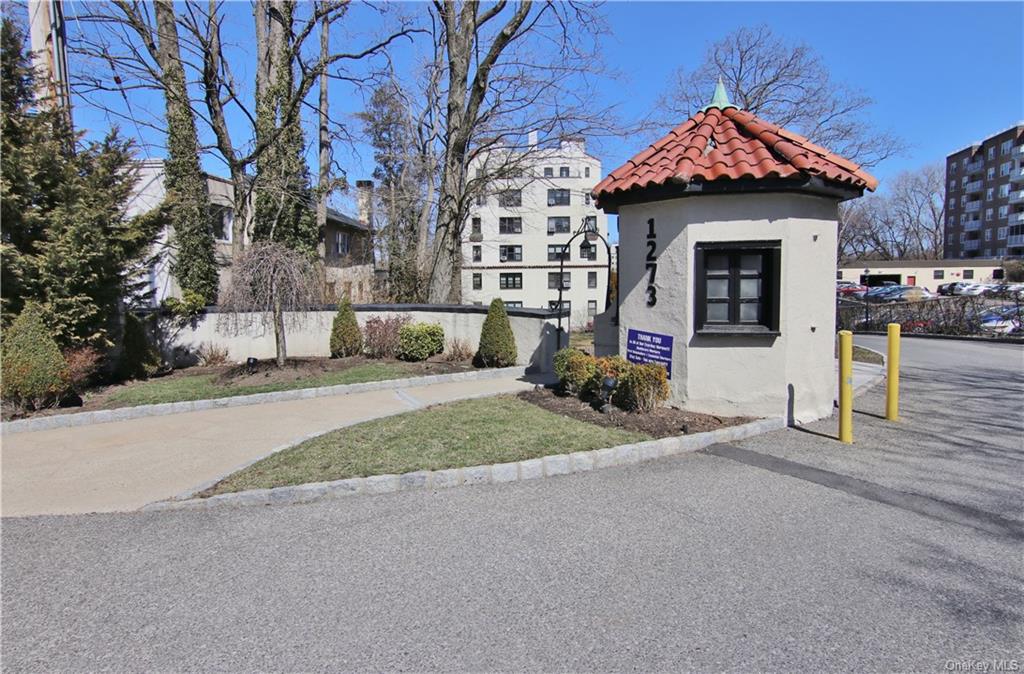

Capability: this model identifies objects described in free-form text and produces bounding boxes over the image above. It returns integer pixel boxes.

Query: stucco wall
[150,305,566,373]
[616,193,839,423]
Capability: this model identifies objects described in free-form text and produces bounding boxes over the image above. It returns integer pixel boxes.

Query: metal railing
[837,295,1023,337]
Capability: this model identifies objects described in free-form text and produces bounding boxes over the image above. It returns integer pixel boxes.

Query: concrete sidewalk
[1,375,539,517]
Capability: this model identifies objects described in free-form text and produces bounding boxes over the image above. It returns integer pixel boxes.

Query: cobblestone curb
[141,417,786,513]
[1,366,529,436]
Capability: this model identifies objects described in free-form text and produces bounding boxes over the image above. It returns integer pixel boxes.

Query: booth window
[694,241,780,334]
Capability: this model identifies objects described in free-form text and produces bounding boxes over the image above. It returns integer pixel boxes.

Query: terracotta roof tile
[594,101,878,208]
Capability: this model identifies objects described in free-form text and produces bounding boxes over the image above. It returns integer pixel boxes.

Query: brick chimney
[355,180,374,229]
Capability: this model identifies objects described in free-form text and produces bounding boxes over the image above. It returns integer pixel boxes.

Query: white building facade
[460,139,610,328]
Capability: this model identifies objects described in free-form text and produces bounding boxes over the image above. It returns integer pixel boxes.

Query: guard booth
[591,82,877,423]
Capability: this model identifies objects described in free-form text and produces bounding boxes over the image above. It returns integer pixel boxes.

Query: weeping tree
[218,242,321,367]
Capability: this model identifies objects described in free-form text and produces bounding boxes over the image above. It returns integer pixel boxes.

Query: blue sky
[63,1,1023,239]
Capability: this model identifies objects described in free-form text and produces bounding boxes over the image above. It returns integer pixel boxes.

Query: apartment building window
[947,215,954,226]
[585,166,591,178]
[1001,139,1013,155]
[961,175,968,187]
[588,300,597,317]
[499,217,522,234]
[499,245,522,262]
[999,205,1009,218]
[997,248,1007,257]
[547,216,571,234]
[999,184,1010,198]
[948,179,955,190]
[963,269,974,280]
[498,189,522,207]
[505,301,522,309]
[548,272,570,289]
[471,217,481,235]
[986,187,994,201]
[998,227,1008,239]
[962,157,968,168]
[984,248,992,257]
[985,208,993,221]
[933,270,944,280]
[987,167,995,181]
[476,194,485,206]
[960,214,966,224]
[559,166,570,178]
[948,197,955,209]
[585,193,591,205]
[547,189,570,206]
[960,194,968,206]
[579,242,597,261]
[588,271,597,288]
[499,273,523,289]
[472,245,481,262]
[334,230,351,256]
[960,233,966,243]
[547,244,569,261]
[584,215,597,232]
[472,273,482,290]
[988,147,996,160]
[985,229,993,241]
[950,162,957,174]
[543,167,553,178]
[1000,162,1011,177]
[212,206,233,242]
[947,234,953,246]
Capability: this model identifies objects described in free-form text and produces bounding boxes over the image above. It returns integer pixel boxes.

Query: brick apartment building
[943,123,1024,259]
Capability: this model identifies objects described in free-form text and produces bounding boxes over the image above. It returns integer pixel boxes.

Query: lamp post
[556,217,614,342]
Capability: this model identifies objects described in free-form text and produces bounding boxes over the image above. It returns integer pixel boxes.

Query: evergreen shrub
[118,312,161,381]
[329,299,363,358]
[397,323,445,361]
[476,298,517,367]
[1,303,70,409]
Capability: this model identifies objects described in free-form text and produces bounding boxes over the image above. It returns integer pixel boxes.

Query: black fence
[836,295,1024,337]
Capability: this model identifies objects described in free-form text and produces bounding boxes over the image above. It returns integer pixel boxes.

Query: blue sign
[625,328,674,380]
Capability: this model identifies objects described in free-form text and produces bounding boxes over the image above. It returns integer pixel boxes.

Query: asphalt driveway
[2,337,1021,671]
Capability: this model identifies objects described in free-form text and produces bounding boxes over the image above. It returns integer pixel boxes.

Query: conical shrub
[330,299,363,358]
[1,303,70,410]
[476,298,517,367]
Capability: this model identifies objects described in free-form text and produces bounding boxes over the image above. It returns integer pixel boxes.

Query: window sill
[695,326,780,337]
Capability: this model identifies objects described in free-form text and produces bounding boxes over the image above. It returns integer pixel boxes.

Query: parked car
[864,285,908,302]
[836,282,868,298]
[955,283,989,296]
[937,282,967,296]
[973,305,1023,335]
[885,286,935,303]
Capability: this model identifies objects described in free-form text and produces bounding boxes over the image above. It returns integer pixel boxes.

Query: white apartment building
[461,138,610,328]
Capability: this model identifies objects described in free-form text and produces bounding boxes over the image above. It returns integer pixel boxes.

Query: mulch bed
[516,387,753,440]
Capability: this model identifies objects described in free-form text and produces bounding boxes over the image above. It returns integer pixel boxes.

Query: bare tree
[218,241,321,367]
[426,0,624,303]
[658,24,903,169]
[838,164,945,261]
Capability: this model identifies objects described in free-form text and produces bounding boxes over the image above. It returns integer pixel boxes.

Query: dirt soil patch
[516,387,753,440]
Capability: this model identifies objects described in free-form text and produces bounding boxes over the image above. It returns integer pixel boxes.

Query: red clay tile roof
[593,105,878,209]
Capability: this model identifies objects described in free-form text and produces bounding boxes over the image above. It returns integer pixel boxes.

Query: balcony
[1011,164,1024,183]
[964,180,983,193]
[964,200,982,213]
[1009,212,1024,226]
[1008,234,1024,247]
[1013,145,1024,159]
[965,159,984,174]
[962,239,980,251]
[963,219,981,231]
[1010,190,1024,205]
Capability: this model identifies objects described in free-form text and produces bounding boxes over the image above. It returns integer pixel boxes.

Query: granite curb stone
[3,366,530,435]
[142,416,788,513]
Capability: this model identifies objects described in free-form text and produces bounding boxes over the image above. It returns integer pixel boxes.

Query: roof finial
[701,77,736,112]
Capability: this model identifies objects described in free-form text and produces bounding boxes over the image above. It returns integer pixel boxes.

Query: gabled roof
[593,82,878,212]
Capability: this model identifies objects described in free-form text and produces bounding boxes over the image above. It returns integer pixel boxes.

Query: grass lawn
[103,361,416,408]
[569,330,594,354]
[834,342,885,366]
[204,396,649,495]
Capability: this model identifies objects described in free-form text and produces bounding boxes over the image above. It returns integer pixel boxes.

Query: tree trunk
[272,282,287,367]
[316,4,330,269]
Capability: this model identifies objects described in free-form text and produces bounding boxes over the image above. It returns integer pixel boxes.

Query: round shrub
[397,322,445,362]
[1,303,70,410]
[476,298,517,367]
[330,299,363,358]
[589,355,633,397]
[117,312,161,381]
[615,362,670,413]
[553,347,598,395]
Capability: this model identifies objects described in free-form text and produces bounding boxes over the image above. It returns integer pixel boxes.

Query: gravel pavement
[2,337,1021,672]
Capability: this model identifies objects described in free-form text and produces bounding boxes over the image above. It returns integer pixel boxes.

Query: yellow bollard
[886,323,900,421]
[838,330,853,444]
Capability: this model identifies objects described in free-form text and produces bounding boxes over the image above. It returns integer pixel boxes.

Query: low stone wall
[148,304,568,373]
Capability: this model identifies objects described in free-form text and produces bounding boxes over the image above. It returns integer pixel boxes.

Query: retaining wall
[147,304,568,372]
